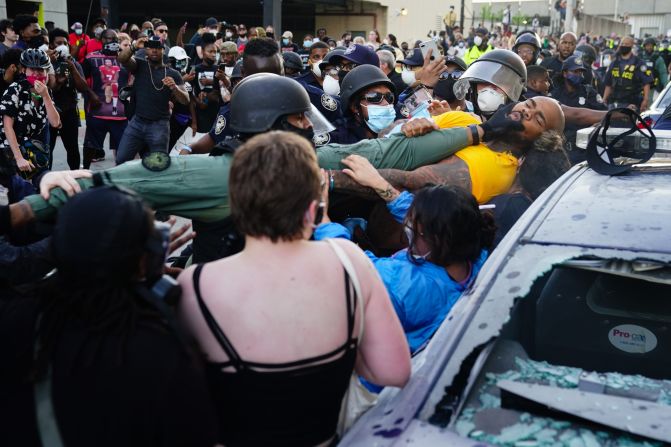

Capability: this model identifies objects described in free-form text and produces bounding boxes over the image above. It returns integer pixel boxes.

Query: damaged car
[339,110,671,446]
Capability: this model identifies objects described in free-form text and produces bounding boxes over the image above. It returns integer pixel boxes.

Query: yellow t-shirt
[433,111,518,204]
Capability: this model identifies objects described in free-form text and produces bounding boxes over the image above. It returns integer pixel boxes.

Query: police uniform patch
[185,82,193,93]
[313,132,331,146]
[575,57,583,66]
[596,94,603,103]
[400,105,410,118]
[321,94,338,112]
[641,65,647,72]
[578,97,586,105]
[215,115,227,135]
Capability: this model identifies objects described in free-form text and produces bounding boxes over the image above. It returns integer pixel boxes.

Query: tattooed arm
[335,155,472,199]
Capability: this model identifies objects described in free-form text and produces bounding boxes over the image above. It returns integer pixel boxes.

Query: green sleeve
[316,127,469,171]
[24,155,233,223]
[656,57,668,88]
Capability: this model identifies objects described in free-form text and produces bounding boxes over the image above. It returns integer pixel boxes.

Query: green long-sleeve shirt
[25,128,469,223]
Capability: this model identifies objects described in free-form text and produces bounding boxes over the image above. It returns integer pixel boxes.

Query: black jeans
[49,107,81,170]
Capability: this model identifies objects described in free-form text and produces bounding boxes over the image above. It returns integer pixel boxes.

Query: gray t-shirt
[132,59,183,121]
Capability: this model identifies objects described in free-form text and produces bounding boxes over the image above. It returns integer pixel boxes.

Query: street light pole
[565,0,574,33]
[460,0,465,30]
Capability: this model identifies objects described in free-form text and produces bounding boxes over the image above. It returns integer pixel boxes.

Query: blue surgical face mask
[566,73,583,86]
[282,38,289,45]
[303,40,312,48]
[364,104,396,133]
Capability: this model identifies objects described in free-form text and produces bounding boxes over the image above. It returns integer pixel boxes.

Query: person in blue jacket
[315,154,495,354]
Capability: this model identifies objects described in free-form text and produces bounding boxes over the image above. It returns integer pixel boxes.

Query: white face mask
[474,36,483,46]
[224,66,234,76]
[323,75,340,96]
[38,44,49,53]
[225,31,233,38]
[401,69,416,86]
[602,56,611,68]
[55,44,70,58]
[458,41,465,48]
[312,61,322,78]
[75,29,83,36]
[477,87,506,113]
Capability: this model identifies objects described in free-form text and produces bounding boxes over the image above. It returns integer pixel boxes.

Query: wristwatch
[468,124,480,146]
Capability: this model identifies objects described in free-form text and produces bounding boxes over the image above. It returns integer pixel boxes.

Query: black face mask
[619,46,632,55]
[338,70,349,86]
[434,78,458,102]
[276,117,315,144]
[102,41,120,55]
[28,35,44,49]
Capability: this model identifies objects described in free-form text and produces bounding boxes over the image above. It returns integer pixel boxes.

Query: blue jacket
[315,191,488,354]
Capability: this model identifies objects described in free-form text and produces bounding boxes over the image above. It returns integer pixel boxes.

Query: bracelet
[329,169,335,191]
[468,124,480,146]
[181,145,192,153]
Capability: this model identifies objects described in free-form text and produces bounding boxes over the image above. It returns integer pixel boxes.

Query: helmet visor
[306,104,336,136]
[458,60,526,101]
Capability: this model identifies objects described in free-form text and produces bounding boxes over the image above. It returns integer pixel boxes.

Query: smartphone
[419,40,440,61]
[144,28,154,38]
[218,63,227,72]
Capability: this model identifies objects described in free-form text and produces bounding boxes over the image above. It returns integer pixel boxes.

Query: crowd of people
[0,10,669,447]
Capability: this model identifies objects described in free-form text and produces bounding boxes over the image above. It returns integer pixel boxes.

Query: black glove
[480,102,525,142]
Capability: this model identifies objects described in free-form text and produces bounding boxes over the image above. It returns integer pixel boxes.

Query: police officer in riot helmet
[453,49,527,119]
[575,43,597,88]
[282,51,304,78]
[189,73,335,262]
[639,37,669,102]
[326,64,397,145]
[602,36,653,112]
[595,48,614,96]
[512,31,541,67]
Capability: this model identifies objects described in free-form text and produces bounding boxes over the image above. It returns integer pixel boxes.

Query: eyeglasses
[324,68,339,77]
[337,63,358,72]
[361,91,395,104]
[439,70,464,80]
[155,29,168,34]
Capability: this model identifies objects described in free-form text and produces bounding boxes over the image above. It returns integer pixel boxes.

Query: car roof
[522,160,671,254]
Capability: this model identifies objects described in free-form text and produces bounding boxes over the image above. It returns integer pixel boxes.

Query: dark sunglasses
[362,91,395,104]
[155,29,168,34]
[337,63,358,72]
[439,70,464,80]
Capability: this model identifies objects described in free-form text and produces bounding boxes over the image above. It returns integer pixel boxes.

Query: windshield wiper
[497,380,671,443]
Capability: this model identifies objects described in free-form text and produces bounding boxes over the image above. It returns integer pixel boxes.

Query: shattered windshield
[425,251,671,446]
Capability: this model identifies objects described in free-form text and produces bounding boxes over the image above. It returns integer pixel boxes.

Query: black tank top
[192,263,359,446]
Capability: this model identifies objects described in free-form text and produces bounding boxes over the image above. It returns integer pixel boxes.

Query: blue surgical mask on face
[566,73,583,85]
[303,40,312,48]
[364,104,396,133]
[282,38,289,45]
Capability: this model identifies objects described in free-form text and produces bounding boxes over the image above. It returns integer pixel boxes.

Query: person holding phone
[0,49,61,189]
[192,37,221,140]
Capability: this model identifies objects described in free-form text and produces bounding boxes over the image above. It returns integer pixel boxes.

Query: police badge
[321,94,338,112]
[578,97,586,105]
[214,115,227,135]
[313,132,331,146]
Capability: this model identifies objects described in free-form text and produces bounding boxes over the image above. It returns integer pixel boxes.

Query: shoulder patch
[321,93,338,112]
[596,93,603,103]
[214,114,227,135]
[578,97,586,105]
[641,65,648,72]
[313,132,331,146]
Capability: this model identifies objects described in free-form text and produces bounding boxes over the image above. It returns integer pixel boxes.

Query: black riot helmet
[339,64,396,116]
[454,49,527,103]
[282,51,304,73]
[512,32,541,63]
[20,48,50,69]
[575,44,597,65]
[229,73,333,135]
[643,37,657,49]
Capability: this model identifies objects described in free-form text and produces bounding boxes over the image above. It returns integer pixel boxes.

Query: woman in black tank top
[177,131,411,446]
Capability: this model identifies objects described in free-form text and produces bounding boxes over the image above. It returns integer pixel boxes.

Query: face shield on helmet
[453,58,526,103]
[305,103,336,136]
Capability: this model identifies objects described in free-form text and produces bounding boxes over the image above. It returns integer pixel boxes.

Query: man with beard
[116,35,189,163]
[11,15,43,51]
[326,97,565,206]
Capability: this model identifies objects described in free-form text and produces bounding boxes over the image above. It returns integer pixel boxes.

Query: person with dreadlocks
[0,186,217,447]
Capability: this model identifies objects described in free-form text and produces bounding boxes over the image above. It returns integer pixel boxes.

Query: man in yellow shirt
[444,6,458,30]
[332,97,565,204]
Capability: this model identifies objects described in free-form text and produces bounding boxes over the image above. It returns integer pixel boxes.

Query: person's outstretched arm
[20,156,233,225]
